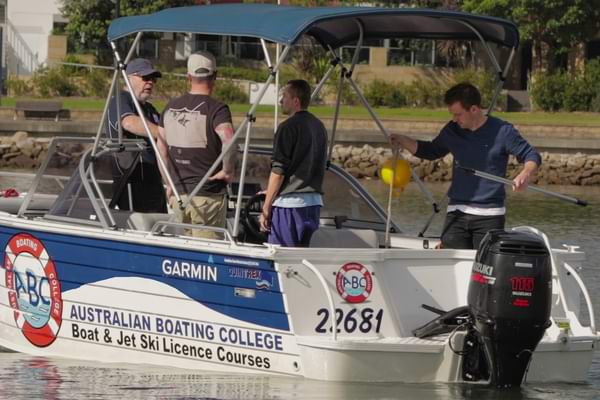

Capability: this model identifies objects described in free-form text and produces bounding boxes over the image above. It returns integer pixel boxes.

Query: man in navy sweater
[391,83,541,249]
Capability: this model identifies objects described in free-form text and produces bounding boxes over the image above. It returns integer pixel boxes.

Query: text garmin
[162,259,217,282]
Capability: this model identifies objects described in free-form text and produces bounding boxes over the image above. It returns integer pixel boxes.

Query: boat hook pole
[384,147,399,248]
[458,164,588,206]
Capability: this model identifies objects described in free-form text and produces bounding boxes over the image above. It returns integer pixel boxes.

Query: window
[388,39,435,66]
[137,37,158,59]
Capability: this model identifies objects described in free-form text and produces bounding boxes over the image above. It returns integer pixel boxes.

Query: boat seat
[126,212,173,232]
[310,227,379,248]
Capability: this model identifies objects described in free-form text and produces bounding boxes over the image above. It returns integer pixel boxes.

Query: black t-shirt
[160,93,232,195]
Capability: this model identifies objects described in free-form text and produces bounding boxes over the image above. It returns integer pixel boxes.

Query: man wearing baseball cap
[158,51,236,239]
[107,58,167,213]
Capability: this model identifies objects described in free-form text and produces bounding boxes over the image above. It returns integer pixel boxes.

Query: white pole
[274,0,281,132]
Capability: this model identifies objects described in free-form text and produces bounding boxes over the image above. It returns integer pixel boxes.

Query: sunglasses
[141,76,157,83]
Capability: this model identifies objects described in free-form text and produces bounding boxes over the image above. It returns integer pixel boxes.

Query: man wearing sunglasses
[106,58,167,213]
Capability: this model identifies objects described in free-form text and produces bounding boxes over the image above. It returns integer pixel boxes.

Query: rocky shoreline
[331,144,600,186]
[1,131,599,186]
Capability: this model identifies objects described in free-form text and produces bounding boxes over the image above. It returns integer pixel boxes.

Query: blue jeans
[268,206,320,247]
[441,211,505,250]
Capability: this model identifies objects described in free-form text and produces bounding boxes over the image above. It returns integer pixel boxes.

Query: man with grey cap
[107,58,167,213]
[158,51,235,239]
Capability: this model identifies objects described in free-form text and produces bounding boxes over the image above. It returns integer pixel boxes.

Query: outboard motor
[463,229,552,387]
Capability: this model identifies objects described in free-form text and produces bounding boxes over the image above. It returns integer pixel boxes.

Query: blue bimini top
[107,4,519,50]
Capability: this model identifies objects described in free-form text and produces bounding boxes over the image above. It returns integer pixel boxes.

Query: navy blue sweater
[415,116,541,208]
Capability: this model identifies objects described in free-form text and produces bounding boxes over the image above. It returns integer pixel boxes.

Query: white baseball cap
[187,51,217,78]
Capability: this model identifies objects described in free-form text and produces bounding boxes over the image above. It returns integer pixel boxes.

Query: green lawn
[3,97,600,127]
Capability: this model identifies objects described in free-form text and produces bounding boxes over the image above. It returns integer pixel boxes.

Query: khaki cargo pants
[170,194,227,239]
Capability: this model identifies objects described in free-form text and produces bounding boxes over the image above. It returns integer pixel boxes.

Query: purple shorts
[268,206,321,247]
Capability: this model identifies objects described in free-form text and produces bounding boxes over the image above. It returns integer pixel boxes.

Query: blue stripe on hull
[0,226,289,331]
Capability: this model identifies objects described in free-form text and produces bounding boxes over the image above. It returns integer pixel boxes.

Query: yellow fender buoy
[379,158,411,189]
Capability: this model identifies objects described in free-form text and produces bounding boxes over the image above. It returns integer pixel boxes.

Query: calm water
[1,178,599,400]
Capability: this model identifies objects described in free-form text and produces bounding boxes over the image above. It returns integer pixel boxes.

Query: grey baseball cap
[126,58,162,78]
[187,51,217,78]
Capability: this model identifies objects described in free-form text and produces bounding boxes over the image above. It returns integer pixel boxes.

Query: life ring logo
[4,233,62,347]
[335,263,373,303]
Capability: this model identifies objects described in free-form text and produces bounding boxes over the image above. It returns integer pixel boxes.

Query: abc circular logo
[335,262,373,303]
[4,233,62,347]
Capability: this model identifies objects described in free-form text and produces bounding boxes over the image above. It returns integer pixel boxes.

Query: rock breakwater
[1,132,599,186]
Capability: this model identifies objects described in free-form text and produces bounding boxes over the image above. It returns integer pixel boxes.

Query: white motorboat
[0,4,597,387]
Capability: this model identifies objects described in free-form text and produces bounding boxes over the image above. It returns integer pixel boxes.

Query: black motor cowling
[463,229,552,387]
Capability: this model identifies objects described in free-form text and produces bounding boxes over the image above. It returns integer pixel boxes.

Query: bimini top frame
[108,4,519,49]
[86,4,520,237]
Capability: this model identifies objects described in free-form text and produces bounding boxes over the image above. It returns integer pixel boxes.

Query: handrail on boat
[562,261,597,334]
[150,220,235,244]
[512,226,597,334]
[301,259,338,341]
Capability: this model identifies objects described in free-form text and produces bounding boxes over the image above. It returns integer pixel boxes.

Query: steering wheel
[240,193,269,243]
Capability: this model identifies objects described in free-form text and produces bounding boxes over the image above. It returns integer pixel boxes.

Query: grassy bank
[2,97,600,127]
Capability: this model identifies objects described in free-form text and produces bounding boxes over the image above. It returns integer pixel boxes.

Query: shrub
[5,77,33,96]
[530,72,568,111]
[153,73,187,100]
[61,54,87,76]
[452,68,496,108]
[363,80,407,107]
[584,59,600,93]
[590,95,600,113]
[563,78,595,111]
[214,79,248,104]
[219,66,268,82]
[31,66,78,97]
[326,73,359,105]
[409,80,446,108]
[81,68,111,98]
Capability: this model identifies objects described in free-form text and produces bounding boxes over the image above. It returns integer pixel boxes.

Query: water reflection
[1,352,598,400]
[0,178,599,399]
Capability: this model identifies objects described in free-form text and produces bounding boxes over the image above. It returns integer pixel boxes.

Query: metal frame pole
[344,74,437,208]
[182,45,293,211]
[310,56,338,103]
[78,149,111,227]
[110,40,182,206]
[232,120,254,237]
[445,19,517,115]
[92,68,119,156]
[327,67,345,164]
[274,42,281,131]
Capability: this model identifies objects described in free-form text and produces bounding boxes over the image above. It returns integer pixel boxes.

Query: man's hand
[512,170,531,192]
[512,160,538,192]
[389,133,418,154]
[208,169,234,183]
[259,207,271,232]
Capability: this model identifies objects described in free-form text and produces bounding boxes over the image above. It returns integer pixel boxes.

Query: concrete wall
[7,0,62,73]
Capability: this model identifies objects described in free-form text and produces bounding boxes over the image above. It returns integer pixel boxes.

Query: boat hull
[0,218,596,383]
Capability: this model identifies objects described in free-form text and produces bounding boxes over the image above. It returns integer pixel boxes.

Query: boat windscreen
[237,151,388,228]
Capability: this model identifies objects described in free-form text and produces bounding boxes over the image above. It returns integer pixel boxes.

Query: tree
[461,0,600,73]
[60,0,195,64]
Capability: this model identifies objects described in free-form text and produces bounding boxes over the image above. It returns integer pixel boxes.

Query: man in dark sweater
[259,80,328,247]
[391,83,541,249]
